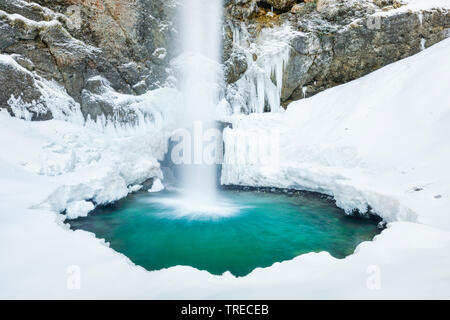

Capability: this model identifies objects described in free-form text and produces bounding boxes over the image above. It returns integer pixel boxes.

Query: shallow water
[70,189,379,277]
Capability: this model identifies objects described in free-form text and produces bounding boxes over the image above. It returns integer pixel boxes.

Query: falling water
[175,0,224,213]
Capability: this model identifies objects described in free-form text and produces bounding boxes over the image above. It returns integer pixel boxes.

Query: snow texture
[148,178,165,193]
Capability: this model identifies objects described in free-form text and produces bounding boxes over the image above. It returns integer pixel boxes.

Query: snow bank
[222,37,450,228]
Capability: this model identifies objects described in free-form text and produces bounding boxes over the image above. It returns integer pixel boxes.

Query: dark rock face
[0,0,177,120]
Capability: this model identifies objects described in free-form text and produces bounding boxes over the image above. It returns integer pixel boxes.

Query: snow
[1,5,450,299]
[152,48,167,60]
[392,0,450,12]
[222,37,450,229]
[219,38,450,297]
[148,178,165,193]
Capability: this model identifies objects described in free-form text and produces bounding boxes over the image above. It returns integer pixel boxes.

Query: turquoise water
[69,189,379,277]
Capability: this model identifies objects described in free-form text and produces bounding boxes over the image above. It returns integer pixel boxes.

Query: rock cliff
[223,0,450,112]
[1,0,449,119]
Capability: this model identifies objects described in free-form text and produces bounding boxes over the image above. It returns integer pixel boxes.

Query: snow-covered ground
[1,6,450,300]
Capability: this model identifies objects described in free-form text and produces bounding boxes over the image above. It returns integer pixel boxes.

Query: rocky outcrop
[0,0,177,120]
[224,0,450,111]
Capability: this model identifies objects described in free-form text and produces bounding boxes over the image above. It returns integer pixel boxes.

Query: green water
[70,189,379,277]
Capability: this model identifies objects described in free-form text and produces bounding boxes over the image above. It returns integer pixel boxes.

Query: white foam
[142,195,243,220]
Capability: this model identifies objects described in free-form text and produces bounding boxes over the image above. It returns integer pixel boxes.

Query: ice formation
[227,23,298,114]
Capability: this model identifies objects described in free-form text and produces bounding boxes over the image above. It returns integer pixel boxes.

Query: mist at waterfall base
[169,0,225,215]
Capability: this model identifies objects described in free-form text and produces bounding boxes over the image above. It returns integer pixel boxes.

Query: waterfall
[174,0,224,211]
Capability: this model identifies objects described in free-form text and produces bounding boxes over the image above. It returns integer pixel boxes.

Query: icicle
[421,38,426,51]
[226,23,297,114]
[302,86,307,99]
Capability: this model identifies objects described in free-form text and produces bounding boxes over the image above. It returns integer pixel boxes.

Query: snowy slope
[223,37,450,229]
